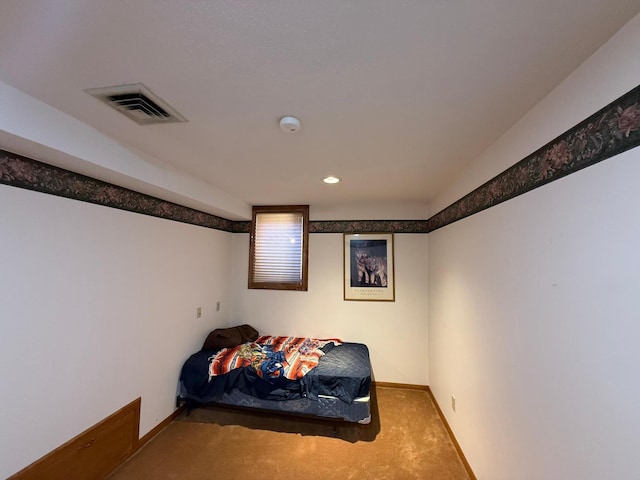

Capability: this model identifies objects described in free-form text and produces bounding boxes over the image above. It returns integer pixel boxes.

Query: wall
[428,13,640,480]
[230,230,429,385]
[0,185,232,479]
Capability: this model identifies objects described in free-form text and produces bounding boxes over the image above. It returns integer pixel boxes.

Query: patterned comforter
[208,336,342,383]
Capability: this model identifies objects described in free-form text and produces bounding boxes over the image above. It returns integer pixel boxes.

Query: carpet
[109,386,470,480]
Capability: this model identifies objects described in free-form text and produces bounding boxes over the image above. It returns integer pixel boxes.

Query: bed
[178,325,372,424]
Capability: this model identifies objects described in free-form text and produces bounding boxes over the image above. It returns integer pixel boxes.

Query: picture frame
[343,233,395,302]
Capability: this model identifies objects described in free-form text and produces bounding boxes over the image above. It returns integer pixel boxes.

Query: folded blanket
[208,336,342,383]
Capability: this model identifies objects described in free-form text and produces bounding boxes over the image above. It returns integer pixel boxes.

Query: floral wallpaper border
[0,150,235,232]
[309,220,428,234]
[2,83,639,234]
[427,83,640,232]
[0,150,426,234]
[228,220,430,233]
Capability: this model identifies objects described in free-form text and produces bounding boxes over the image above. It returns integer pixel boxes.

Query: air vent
[85,83,187,125]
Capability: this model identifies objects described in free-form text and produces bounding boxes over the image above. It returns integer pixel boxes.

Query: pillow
[202,324,259,351]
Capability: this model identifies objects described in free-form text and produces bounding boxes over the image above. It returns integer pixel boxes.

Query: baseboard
[138,404,186,447]
[372,381,429,390]
[8,398,141,480]
[426,387,477,480]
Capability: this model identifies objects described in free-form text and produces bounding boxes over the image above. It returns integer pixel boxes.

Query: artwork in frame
[343,233,395,302]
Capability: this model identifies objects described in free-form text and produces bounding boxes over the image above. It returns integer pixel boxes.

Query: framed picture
[343,233,395,302]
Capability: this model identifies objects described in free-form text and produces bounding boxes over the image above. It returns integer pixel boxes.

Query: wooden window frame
[248,205,309,291]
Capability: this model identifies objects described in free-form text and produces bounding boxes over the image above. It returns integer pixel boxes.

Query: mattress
[179,341,371,423]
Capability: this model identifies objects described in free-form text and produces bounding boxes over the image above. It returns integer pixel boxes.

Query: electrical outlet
[451,395,456,412]
[196,307,202,318]
[216,301,221,312]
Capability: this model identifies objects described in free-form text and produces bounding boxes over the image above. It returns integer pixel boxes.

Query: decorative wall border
[310,220,428,233]
[427,84,640,232]
[230,220,428,234]
[0,150,235,232]
[0,150,429,234]
[231,221,250,233]
[2,83,639,234]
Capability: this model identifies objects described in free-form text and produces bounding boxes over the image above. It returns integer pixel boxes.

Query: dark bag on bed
[202,324,259,351]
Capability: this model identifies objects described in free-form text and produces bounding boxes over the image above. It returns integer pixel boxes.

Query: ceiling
[1,1,640,219]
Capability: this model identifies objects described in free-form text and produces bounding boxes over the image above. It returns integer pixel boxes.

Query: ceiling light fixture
[279,115,301,133]
[323,176,340,184]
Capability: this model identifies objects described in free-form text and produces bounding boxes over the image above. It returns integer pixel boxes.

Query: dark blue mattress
[179,342,371,422]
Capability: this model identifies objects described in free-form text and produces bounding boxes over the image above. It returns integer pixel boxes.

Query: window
[248,205,309,291]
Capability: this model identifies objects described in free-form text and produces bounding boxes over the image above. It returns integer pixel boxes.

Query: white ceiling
[1,1,639,218]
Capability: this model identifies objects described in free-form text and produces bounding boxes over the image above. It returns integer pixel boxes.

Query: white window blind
[249,206,309,290]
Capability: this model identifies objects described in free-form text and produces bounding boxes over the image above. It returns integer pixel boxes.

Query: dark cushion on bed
[202,324,259,351]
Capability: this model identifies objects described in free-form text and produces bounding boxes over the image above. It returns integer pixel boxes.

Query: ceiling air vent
[85,83,187,125]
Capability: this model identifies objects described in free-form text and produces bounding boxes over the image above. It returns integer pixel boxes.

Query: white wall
[230,231,429,385]
[0,185,232,479]
[428,13,640,480]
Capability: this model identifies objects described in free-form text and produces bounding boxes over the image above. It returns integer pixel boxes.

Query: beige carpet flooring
[109,386,471,480]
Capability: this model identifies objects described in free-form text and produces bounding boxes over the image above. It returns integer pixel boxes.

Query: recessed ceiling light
[323,176,340,184]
